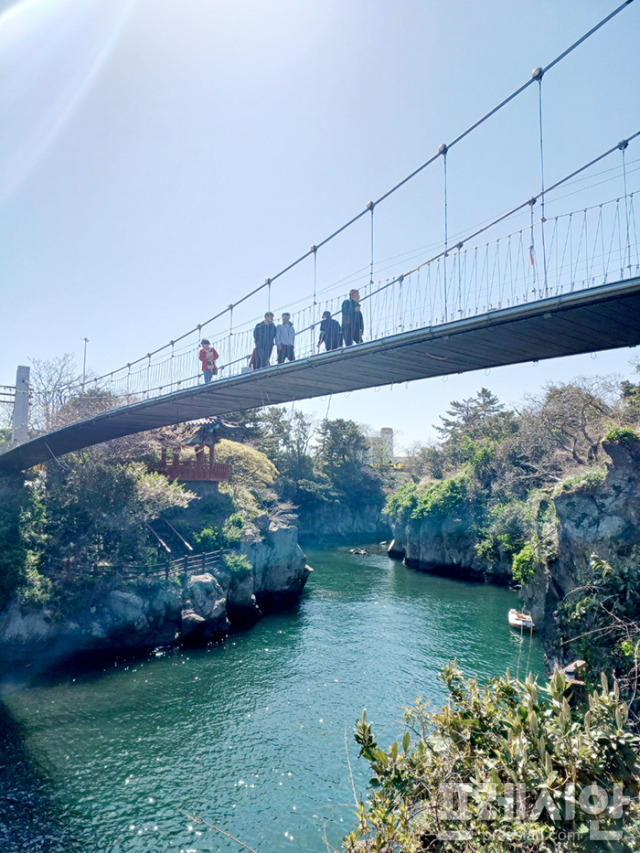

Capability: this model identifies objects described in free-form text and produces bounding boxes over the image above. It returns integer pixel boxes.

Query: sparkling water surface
[1,546,544,852]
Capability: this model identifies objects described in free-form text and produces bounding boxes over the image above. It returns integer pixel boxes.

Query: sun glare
[0,0,135,202]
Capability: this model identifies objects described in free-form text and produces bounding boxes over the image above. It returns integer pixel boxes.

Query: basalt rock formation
[0,523,311,678]
[387,508,511,585]
[523,436,640,658]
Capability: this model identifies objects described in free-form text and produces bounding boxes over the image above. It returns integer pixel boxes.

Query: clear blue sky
[1,0,639,448]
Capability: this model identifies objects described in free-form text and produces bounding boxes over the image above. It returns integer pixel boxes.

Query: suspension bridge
[1,2,639,473]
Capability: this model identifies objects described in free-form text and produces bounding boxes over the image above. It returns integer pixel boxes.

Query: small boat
[508,608,535,630]
[561,659,586,684]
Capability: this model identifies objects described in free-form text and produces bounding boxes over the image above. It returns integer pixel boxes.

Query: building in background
[380,427,394,459]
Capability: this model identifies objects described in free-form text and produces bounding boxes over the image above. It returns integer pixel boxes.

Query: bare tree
[29,354,82,431]
[525,377,615,467]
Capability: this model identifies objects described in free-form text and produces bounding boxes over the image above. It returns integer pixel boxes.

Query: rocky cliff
[388,508,511,584]
[0,523,311,678]
[523,436,640,656]
[388,436,640,598]
[297,503,390,544]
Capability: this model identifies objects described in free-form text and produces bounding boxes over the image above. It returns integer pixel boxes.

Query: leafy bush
[343,662,640,852]
[605,426,639,443]
[222,552,252,576]
[557,552,640,717]
[384,477,468,526]
[474,500,530,566]
[383,482,419,525]
[19,560,54,608]
[412,474,468,521]
[193,526,224,552]
[214,438,278,516]
[511,541,539,586]
[551,466,606,496]
[222,513,244,546]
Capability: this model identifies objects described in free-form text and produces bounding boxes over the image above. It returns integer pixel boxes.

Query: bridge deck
[2,277,640,471]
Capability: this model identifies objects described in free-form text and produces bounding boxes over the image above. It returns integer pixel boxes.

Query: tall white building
[380,427,394,459]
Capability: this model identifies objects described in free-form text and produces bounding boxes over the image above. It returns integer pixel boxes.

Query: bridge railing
[51,548,231,588]
[58,188,638,412]
[23,3,640,433]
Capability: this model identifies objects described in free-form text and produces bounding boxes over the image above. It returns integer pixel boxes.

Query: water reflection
[0,700,78,852]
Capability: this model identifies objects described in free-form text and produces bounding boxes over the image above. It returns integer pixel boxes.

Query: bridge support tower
[11,365,30,445]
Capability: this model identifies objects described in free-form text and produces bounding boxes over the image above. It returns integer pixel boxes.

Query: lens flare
[0,0,135,202]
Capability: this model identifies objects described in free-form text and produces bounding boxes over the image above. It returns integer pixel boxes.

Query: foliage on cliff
[386,375,639,584]
[213,438,278,515]
[0,452,199,610]
[342,663,640,852]
[0,431,277,610]
[556,552,640,721]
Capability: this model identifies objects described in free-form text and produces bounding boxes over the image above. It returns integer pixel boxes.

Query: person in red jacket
[199,339,219,383]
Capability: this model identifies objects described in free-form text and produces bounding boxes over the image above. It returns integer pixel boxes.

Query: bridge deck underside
[2,278,640,471]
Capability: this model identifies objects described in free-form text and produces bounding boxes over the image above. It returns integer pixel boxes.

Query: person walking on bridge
[341,289,363,345]
[317,310,342,351]
[253,312,276,368]
[199,338,219,383]
[275,312,295,363]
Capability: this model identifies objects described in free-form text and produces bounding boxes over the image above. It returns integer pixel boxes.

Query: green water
[1,546,544,852]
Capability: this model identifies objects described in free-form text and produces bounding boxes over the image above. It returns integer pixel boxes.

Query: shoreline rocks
[387,515,511,586]
[0,524,312,680]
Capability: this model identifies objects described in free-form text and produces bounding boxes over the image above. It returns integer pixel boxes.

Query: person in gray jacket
[275,313,295,363]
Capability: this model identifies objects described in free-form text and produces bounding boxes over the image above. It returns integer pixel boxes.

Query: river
[0,545,544,852]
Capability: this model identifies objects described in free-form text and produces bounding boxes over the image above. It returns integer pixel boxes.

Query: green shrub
[557,552,640,714]
[411,474,468,520]
[222,513,244,546]
[511,541,539,585]
[605,426,639,442]
[474,500,530,565]
[222,552,252,576]
[552,466,606,496]
[19,560,54,608]
[383,482,419,525]
[193,526,224,552]
[385,475,469,526]
[344,662,640,852]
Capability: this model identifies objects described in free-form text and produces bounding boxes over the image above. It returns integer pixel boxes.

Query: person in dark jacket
[341,289,363,345]
[353,303,364,344]
[253,312,276,368]
[317,311,342,351]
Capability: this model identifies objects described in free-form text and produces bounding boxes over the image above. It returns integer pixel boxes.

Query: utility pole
[82,337,89,391]
[11,365,30,444]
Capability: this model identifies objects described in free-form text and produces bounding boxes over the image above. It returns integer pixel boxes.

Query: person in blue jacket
[253,312,276,368]
[341,289,363,345]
